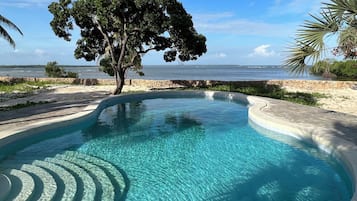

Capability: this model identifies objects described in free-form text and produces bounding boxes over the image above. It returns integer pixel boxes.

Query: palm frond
[285,41,319,74]
[0,14,23,48]
[0,26,16,48]
[324,0,357,16]
[324,0,357,28]
[286,9,341,74]
[297,10,339,49]
[0,15,23,36]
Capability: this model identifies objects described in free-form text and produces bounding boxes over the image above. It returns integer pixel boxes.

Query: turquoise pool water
[0,97,352,201]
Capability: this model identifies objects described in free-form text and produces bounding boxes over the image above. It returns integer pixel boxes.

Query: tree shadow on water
[205,156,349,201]
[83,100,205,145]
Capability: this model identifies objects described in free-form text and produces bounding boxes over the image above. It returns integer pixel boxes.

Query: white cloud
[215,53,227,58]
[34,48,46,56]
[193,12,298,38]
[249,45,276,57]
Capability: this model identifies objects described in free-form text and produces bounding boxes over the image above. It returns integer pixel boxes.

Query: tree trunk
[113,69,125,95]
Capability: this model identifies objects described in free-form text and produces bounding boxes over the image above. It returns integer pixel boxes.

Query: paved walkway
[260,97,357,144]
[0,86,111,133]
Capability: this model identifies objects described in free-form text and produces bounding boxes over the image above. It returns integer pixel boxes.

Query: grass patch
[190,84,326,106]
[0,82,33,93]
[0,101,51,111]
[0,80,56,93]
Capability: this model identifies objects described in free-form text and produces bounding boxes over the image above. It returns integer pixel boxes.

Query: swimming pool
[0,91,353,201]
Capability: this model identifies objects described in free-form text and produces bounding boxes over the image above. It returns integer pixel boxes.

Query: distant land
[0,65,320,81]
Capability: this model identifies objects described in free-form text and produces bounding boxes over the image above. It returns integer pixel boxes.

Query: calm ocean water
[0,65,320,81]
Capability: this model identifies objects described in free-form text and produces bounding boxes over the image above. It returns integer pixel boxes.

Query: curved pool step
[55,153,115,200]
[20,164,57,201]
[2,169,35,201]
[63,151,128,200]
[0,174,12,201]
[45,157,96,201]
[32,160,77,201]
[0,151,128,201]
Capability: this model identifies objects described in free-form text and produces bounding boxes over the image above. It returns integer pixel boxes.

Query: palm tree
[286,0,357,74]
[0,14,23,48]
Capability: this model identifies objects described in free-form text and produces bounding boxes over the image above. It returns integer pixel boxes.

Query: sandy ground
[0,85,149,108]
[283,87,357,116]
[0,84,356,116]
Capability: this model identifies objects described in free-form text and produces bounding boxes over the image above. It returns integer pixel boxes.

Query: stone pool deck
[1,89,357,200]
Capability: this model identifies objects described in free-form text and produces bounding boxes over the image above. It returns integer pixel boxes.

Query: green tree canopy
[286,0,357,74]
[0,14,23,48]
[49,0,207,94]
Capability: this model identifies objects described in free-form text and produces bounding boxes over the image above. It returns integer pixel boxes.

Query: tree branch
[92,15,117,70]
[123,63,134,69]
[118,37,128,66]
[138,47,157,54]
[123,52,139,69]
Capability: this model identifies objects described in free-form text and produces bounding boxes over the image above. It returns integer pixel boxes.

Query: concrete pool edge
[1,90,357,200]
[247,96,357,201]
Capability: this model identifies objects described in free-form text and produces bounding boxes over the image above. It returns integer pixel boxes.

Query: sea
[0,65,321,81]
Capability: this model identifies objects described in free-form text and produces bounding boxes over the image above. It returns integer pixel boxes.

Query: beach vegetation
[0,81,35,93]
[310,59,357,80]
[286,0,357,74]
[0,80,51,93]
[48,0,207,95]
[0,14,23,48]
[45,61,78,78]
[190,84,326,106]
[0,101,50,111]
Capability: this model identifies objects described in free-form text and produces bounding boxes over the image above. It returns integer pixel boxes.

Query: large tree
[49,0,207,94]
[286,0,357,74]
[0,15,23,48]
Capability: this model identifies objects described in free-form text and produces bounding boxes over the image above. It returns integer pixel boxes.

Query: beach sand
[283,86,357,116]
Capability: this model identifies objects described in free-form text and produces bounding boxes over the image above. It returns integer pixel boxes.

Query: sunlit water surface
[8,98,352,201]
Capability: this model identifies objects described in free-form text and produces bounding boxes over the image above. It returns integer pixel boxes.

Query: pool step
[32,160,77,201]
[19,164,57,200]
[0,151,128,201]
[2,169,35,201]
[45,157,96,201]
[55,153,115,200]
[63,151,127,200]
[0,174,12,201]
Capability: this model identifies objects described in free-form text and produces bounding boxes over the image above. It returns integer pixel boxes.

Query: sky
[0,0,329,66]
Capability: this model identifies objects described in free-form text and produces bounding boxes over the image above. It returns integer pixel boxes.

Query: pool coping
[247,96,357,201]
[1,90,357,200]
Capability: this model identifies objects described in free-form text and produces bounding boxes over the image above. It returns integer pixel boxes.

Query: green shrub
[45,61,78,78]
[66,71,79,78]
[310,60,330,75]
[331,60,357,79]
[45,61,64,77]
[189,84,323,106]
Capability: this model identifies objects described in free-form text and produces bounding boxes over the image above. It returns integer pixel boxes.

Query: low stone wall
[1,76,356,91]
[266,80,357,91]
[0,77,100,85]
